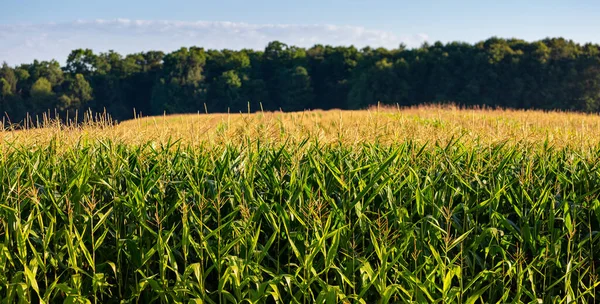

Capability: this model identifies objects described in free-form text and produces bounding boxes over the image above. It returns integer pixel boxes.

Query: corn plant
[0,139,598,303]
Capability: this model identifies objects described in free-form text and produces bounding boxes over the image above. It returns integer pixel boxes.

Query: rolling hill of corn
[0,105,599,303]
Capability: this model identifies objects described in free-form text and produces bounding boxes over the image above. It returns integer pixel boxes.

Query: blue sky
[1,0,599,65]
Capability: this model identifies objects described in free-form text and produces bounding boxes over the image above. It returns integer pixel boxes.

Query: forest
[1,37,600,122]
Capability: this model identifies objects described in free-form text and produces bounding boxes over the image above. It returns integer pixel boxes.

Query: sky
[1,0,599,65]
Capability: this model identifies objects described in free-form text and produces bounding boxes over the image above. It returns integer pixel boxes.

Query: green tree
[30,77,55,112]
[30,77,53,98]
[65,49,97,75]
[307,45,359,109]
[211,70,243,112]
[151,47,207,114]
[348,58,409,109]
[28,60,64,86]
[59,74,93,111]
[263,41,312,110]
[0,63,17,94]
[279,66,314,111]
[0,77,26,122]
[0,78,10,98]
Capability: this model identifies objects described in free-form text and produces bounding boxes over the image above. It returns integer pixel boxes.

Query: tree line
[1,37,600,123]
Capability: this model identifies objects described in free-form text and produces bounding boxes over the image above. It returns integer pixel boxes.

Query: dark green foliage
[29,77,55,113]
[3,37,600,123]
[0,140,598,302]
[58,74,93,111]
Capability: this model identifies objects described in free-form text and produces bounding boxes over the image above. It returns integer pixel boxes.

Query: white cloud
[0,19,428,65]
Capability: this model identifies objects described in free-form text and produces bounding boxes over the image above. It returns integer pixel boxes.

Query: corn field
[0,107,599,303]
[0,138,598,303]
